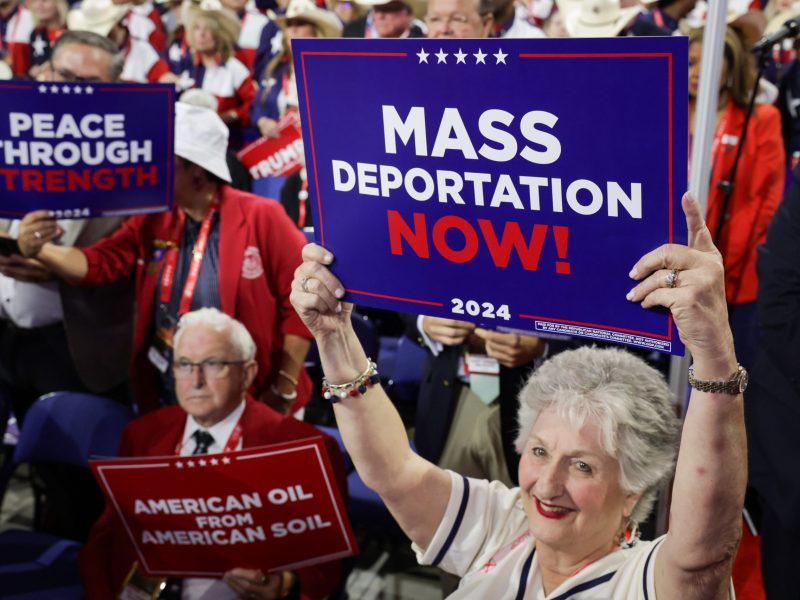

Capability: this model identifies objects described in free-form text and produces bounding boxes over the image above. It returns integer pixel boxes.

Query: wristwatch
[688,364,748,395]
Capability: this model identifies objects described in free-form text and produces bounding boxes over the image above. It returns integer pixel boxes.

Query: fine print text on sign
[294,36,688,355]
[0,81,174,219]
[90,437,357,577]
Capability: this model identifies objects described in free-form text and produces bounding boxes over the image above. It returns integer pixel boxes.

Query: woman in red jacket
[16,103,311,416]
[689,26,786,367]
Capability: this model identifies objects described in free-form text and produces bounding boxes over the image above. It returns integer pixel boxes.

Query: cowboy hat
[274,0,343,38]
[565,0,641,37]
[681,1,766,46]
[765,2,800,35]
[67,0,131,37]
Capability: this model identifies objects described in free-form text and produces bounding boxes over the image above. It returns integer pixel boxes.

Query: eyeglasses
[51,65,104,83]
[173,359,246,379]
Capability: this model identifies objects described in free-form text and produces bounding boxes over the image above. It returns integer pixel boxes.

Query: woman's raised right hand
[290,243,353,337]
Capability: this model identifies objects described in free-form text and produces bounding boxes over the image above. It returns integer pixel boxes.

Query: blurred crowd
[3,0,800,598]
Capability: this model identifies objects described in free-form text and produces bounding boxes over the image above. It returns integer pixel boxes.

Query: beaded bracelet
[322,359,380,402]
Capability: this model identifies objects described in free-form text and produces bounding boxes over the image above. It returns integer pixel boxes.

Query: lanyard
[160,199,218,316]
[175,417,243,455]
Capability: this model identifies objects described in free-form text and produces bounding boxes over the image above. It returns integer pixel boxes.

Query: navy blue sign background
[295,37,688,355]
[0,81,174,219]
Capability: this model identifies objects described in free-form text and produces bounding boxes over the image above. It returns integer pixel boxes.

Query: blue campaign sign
[0,80,174,219]
[294,36,688,355]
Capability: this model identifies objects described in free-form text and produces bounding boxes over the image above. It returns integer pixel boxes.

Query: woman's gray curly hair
[515,346,681,524]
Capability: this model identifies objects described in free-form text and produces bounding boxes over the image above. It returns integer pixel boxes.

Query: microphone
[752,18,800,54]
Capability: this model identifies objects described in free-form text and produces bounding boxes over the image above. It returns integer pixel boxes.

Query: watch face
[738,368,749,393]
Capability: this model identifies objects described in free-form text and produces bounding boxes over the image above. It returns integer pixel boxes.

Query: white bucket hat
[565,0,641,37]
[275,0,343,38]
[174,102,232,183]
[67,0,131,37]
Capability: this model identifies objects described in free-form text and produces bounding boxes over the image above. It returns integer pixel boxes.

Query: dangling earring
[620,521,640,549]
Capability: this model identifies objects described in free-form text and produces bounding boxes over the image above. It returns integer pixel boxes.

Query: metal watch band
[687,364,748,395]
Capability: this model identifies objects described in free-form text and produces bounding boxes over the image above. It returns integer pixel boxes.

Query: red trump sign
[90,437,357,577]
[237,112,304,180]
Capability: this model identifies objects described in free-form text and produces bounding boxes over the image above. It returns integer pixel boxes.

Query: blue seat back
[13,392,132,468]
[388,336,427,383]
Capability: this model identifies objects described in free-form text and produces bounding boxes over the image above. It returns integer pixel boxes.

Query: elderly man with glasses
[80,307,347,600]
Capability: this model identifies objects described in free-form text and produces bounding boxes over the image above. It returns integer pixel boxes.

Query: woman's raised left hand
[626,193,735,371]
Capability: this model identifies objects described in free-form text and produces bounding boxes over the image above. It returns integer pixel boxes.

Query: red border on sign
[95,441,354,577]
[300,50,676,342]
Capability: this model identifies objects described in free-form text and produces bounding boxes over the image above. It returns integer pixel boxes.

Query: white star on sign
[222,456,231,464]
[38,84,47,93]
[454,48,467,64]
[50,84,59,93]
[416,48,429,63]
[435,49,448,64]
[198,459,207,466]
[175,461,184,468]
[474,49,487,64]
[62,85,71,94]
[493,49,508,65]
[187,460,195,467]
[74,86,83,94]
[210,458,219,465]
[85,86,94,94]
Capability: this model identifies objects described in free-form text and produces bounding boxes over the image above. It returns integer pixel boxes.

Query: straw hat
[274,0,342,38]
[175,103,232,183]
[67,0,131,37]
[765,2,800,35]
[565,0,641,37]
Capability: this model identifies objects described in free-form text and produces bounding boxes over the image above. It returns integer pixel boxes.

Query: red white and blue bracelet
[322,359,380,402]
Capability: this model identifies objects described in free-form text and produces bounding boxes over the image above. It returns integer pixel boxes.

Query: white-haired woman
[289,193,746,599]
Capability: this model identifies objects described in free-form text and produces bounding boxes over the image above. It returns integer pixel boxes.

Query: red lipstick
[535,498,573,520]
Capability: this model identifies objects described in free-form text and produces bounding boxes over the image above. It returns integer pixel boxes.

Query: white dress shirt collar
[179,399,245,456]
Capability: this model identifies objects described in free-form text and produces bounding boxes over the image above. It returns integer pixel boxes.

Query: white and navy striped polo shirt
[414,472,668,600]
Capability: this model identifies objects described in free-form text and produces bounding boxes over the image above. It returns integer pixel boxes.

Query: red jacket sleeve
[81,215,146,286]
[234,72,257,127]
[146,58,170,82]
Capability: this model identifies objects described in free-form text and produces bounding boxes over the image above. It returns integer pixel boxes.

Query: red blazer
[707,101,785,305]
[80,186,312,414]
[80,398,347,600]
